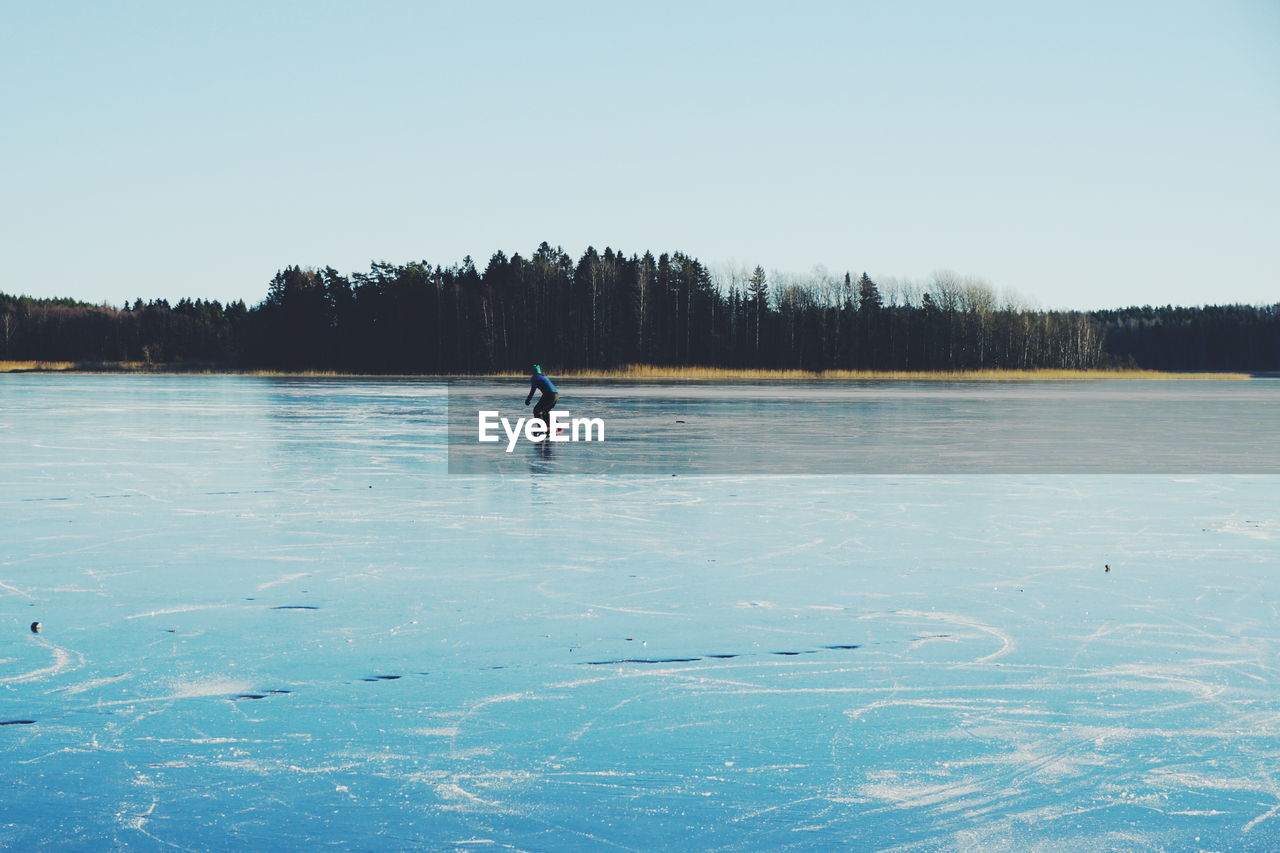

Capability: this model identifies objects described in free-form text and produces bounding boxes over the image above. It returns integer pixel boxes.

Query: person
[524,364,559,430]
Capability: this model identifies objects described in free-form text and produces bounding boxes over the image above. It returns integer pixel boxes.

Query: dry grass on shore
[551,365,1252,381]
[0,360,80,372]
[0,360,1254,380]
[0,361,348,376]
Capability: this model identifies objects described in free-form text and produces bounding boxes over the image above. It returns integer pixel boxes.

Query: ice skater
[524,364,559,431]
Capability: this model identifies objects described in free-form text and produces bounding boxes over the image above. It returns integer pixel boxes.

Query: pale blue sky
[3,0,1277,309]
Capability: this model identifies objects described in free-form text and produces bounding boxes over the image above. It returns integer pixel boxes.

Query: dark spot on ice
[361,675,402,681]
[267,689,292,694]
[233,694,266,701]
[585,657,702,665]
[270,605,318,610]
[647,657,700,663]
[675,420,686,423]
[30,622,41,634]
[584,643,867,667]
[164,628,176,633]
[0,719,36,726]
[1105,564,1112,572]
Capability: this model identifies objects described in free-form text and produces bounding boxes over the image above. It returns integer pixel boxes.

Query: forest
[2,243,1277,372]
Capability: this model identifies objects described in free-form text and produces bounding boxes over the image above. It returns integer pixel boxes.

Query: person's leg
[543,393,558,430]
[533,394,551,430]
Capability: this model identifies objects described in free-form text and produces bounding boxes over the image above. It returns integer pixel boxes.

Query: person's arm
[525,376,535,406]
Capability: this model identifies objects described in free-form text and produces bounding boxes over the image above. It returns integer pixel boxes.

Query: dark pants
[533,392,558,427]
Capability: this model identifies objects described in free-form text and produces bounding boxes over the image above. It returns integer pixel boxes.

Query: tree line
[2,243,1277,372]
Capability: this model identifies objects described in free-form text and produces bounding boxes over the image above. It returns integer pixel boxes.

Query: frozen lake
[3,375,1280,851]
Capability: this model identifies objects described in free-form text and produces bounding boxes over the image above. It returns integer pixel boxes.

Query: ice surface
[2,375,1280,851]
[448,379,1280,474]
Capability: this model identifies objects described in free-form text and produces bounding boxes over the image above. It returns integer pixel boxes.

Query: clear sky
[3,0,1277,309]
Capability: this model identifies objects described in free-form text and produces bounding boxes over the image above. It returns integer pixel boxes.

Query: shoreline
[0,361,1261,380]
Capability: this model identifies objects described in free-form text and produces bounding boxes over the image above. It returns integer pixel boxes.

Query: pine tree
[857,272,882,312]
[748,266,768,361]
